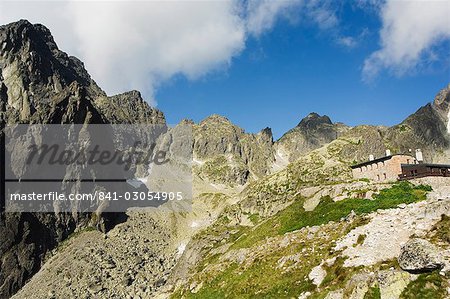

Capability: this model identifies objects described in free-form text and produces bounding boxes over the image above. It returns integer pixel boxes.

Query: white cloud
[0,0,338,104]
[244,0,303,36]
[363,0,450,81]
[244,0,338,36]
[337,36,357,48]
[337,28,369,49]
[305,0,338,30]
[67,1,247,102]
[0,1,247,104]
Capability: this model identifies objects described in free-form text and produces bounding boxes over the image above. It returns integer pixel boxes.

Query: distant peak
[306,112,321,118]
[258,127,273,142]
[111,90,143,101]
[259,127,272,136]
[433,83,450,113]
[179,118,194,125]
[1,19,33,30]
[297,112,332,127]
[201,114,232,124]
[1,19,56,49]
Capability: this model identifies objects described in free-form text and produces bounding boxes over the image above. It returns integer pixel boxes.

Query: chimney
[415,149,423,162]
[369,154,374,161]
[385,149,391,156]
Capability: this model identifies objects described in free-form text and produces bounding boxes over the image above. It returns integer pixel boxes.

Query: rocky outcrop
[398,238,444,273]
[0,20,166,299]
[97,90,165,124]
[193,115,274,185]
[11,211,179,299]
[433,84,450,119]
[309,264,326,286]
[0,20,106,124]
[277,112,349,162]
[377,269,411,299]
[385,85,450,163]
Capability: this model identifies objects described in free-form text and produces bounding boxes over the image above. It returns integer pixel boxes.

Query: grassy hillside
[171,182,432,298]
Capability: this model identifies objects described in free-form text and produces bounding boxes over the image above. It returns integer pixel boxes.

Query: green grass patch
[174,225,348,299]
[174,182,431,298]
[232,182,429,249]
[356,234,366,246]
[364,285,381,299]
[249,213,260,225]
[429,214,450,244]
[400,271,447,299]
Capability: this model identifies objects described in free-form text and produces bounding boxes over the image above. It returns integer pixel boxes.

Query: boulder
[309,264,327,286]
[398,238,444,273]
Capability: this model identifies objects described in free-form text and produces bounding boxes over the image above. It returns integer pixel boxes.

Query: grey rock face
[433,83,450,116]
[0,20,106,124]
[398,238,444,273]
[385,85,450,162]
[193,115,274,184]
[0,19,107,299]
[277,112,348,162]
[0,20,166,299]
[97,90,165,124]
[193,114,243,158]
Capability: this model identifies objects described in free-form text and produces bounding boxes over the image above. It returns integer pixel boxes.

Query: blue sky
[1,1,449,139]
[156,2,449,139]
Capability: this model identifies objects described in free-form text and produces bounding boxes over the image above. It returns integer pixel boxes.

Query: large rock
[377,269,411,299]
[308,264,326,286]
[398,238,444,273]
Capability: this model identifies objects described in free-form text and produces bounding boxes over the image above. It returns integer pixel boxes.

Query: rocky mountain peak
[1,19,53,54]
[433,84,450,117]
[179,118,195,126]
[258,127,273,143]
[384,83,450,162]
[276,112,343,162]
[0,20,168,298]
[297,112,332,128]
[0,19,165,126]
[97,90,165,124]
[200,114,234,127]
[196,114,244,138]
[0,20,103,99]
[0,20,108,123]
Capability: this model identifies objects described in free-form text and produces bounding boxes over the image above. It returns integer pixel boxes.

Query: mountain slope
[193,115,274,185]
[277,112,349,162]
[0,20,165,299]
[385,85,450,162]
